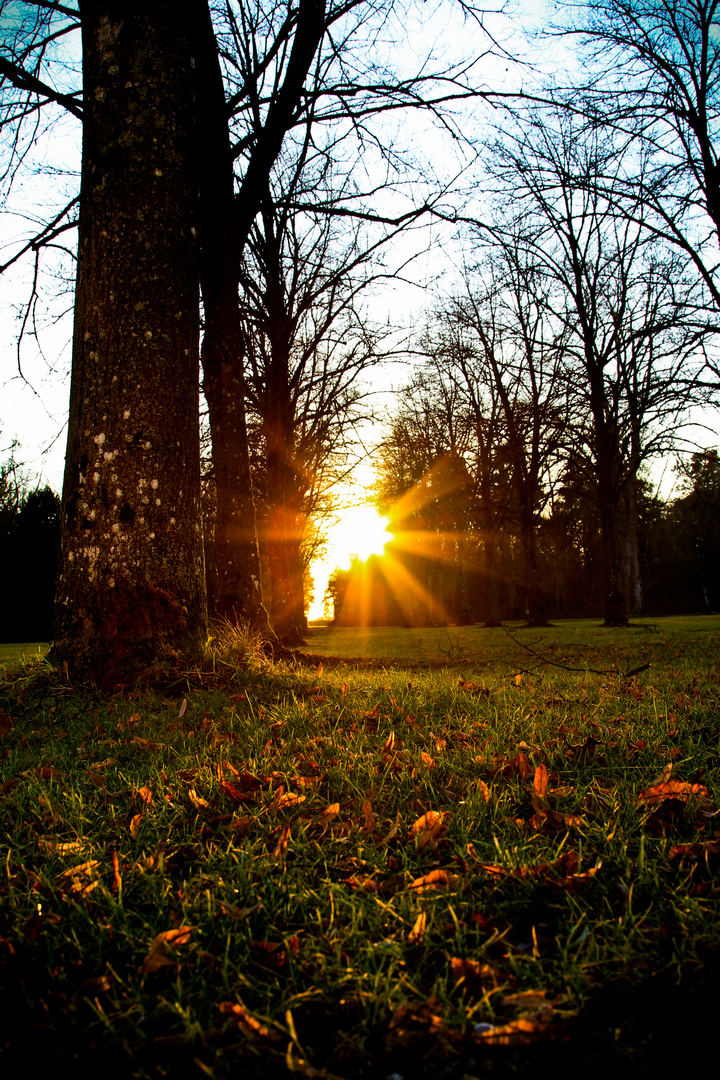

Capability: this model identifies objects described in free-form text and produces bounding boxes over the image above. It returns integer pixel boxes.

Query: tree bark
[193,5,273,633]
[51,0,207,682]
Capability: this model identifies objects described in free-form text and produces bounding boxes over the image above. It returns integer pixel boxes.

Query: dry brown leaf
[408,868,461,893]
[533,764,548,800]
[636,779,713,809]
[477,779,491,803]
[272,822,291,862]
[188,788,210,811]
[409,810,443,838]
[275,791,306,810]
[474,1017,548,1046]
[218,1000,281,1040]
[420,751,435,768]
[141,926,193,974]
[129,812,143,836]
[314,803,340,827]
[362,799,376,831]
[135,785,153,806]
[408,911,427,945]
[501,989,550,1011]
[178,698,188,718]
[38,839,84,855]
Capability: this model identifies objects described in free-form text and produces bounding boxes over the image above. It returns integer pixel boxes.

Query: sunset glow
[308,504,392,619]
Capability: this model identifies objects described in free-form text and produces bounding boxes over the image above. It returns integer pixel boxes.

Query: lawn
[0,617,718,1078]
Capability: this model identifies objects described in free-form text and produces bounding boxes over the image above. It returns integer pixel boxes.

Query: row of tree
[0,451,59,641]
[328,451,720,625]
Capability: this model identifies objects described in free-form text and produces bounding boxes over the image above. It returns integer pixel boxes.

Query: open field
[1,617,719,1078]
[0,642,48,665]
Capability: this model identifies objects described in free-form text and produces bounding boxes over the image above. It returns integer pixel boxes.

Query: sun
[307,503,392,620]
[340,504,392,563]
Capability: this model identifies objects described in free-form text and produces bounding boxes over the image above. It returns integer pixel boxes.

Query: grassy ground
[1,618,719,1078]
[0,642,48,665]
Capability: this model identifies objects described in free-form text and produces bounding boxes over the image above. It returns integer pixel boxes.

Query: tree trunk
[193,5,273,634]
[51,0,207,683]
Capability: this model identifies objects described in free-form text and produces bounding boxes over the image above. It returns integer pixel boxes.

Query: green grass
[0,641,48,664]
[1,618,719,1078]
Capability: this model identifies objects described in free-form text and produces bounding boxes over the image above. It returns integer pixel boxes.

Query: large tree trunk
[51,0,207,683]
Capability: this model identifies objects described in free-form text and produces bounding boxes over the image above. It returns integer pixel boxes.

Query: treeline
[0,459,59,642]
[329,450,720,626]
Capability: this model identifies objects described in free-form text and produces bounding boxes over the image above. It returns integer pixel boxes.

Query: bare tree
[491,107,708,623]
[439,226,567,625]
[565,1,720,339]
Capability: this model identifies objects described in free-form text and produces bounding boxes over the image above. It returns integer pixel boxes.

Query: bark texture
[51,0,207,682]
[193,5,272,632]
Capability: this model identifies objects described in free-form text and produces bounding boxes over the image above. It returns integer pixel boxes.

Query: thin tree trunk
[51,0,207,683]
[193,6,273,633]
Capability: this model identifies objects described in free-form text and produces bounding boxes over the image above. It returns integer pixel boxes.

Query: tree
[239,146,403,643]
[48,1,208,681]
[438,228,568,626]
[0,485,60,643]
[197,0,507,633]
[488,107,708,623]
[567,1,720,339]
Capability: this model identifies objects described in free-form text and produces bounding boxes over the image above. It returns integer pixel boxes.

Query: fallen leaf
[220,781,256,806]
[178,698,188,718]
[218,1000,281,1040]
[473,1017,548,1046]
[129,812,143,836]
[669,840,720,864]
[408,868,461,893]
[275,791,306,810]
[314,803,340,829]
[477,779,491,803]
[533,764,548,800]
[37,839,84,855]
[57,859,102,898]
[636,780,712,809]
[501,989,550,1011]
[141,925,193,974]
[362,799,376,832]
[188,788,210,811]
[272,822,291,862]
[135,785,153,806]
[408,911,427,945]
[409,810,444,838]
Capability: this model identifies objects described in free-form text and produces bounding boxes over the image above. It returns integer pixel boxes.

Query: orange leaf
[636,780,712,808]
[141,925,193,974]
[533,764,548,800]
[315,803,340,827]
[408,911,427,945]
[135,785,153,806]
[218,1000,281,1040]
[129,812,143,836]
[272,822,291,862]
[275,791,306,810]
[362,799,375,831]
[409,868,461,893]
[409,810,443,838]
[474,1017,548,1046]
[420,751,435,768]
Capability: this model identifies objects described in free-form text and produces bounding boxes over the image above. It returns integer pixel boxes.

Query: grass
[0,642,48,665]
[0,617,719,1078]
